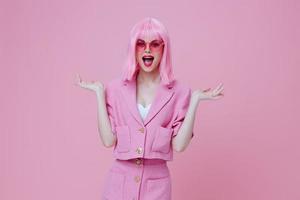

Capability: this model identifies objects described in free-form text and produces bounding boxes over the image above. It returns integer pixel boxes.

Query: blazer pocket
[103,170,126,199]
[151,126,173,154]
[115,125,131,153]
[145,176,171,200]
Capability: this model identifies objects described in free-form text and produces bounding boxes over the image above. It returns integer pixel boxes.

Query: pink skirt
[101,158,171,200]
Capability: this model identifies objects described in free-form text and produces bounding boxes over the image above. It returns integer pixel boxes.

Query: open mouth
[142,56,154,67]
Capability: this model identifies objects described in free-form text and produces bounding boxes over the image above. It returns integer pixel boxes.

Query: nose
[144,43,151,53]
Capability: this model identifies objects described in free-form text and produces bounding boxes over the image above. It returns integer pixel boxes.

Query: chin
[140,64,158,72]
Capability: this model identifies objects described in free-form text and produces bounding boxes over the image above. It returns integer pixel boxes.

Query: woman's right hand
[74,73,104,95]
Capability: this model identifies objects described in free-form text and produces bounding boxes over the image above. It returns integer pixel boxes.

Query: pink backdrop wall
[1,0,299,199]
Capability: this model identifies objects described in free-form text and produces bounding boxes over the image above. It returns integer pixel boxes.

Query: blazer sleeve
[171,87,194,138]
[104,83,116,135]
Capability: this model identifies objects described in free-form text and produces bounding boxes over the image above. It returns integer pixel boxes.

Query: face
[135,36,165,73]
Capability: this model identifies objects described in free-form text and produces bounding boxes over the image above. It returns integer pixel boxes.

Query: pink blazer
[104,77,194,161]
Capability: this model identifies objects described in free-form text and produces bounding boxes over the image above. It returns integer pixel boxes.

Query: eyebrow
[137,39,161,43]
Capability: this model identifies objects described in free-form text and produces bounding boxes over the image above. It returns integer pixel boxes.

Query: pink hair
[121,17,176,88]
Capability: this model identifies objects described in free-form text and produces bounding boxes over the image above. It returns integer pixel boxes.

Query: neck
[137,68,160,86]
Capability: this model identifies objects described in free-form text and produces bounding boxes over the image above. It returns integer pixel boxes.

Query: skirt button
[135,158,142,165]
[134,175,140,183]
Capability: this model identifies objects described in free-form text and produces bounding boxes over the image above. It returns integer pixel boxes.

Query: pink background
[1,0,299,199]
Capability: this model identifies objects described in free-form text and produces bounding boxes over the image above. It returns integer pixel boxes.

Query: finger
[79,80,87,87]
[212,89,223,98]
[210,93,221,100]
[77,75,82,84]
[210,84,221,96]
[216,86,224,94]
[203,88,211,92]
[214,84,224,94]
[76,73,81,80]
[74,78,80,86]
[211,88,219,96]
[215,93,224,99]
[215,83,223,91]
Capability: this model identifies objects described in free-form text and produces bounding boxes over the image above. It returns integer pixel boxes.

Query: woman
[75,17,224,200]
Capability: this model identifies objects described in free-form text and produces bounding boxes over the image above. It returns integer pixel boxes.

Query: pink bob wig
[121,17,176,88]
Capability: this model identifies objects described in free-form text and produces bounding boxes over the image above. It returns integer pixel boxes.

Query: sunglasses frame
[136,39,165,52]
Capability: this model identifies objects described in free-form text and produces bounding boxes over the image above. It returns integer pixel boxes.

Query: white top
[137,103,151,120]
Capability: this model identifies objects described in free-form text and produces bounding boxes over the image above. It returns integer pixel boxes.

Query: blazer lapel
[143,81,174,125]
[121,79,175,126]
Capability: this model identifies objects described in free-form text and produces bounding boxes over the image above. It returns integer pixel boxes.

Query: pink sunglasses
[136,39,165,52]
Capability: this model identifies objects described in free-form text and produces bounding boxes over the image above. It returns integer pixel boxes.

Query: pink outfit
[101,158,171,200]
[102,77,193,199]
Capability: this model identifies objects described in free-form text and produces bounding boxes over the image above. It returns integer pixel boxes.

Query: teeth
[143,57,154,61]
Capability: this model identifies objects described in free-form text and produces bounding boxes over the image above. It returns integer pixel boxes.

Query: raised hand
[74,73,104,95]
[192,83,224,102]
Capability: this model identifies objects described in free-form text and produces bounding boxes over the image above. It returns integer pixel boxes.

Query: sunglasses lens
[136,40,164,52]
[150,41,163,51]
[136,41,146,51]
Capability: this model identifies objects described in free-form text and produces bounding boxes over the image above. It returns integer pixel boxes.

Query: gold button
[134,175,140,183]
[138,127,144,133]
[135,158,142,165]
[136,147,143,154]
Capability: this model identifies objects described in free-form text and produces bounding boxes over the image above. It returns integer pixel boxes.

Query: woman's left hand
[192,83,224,103]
